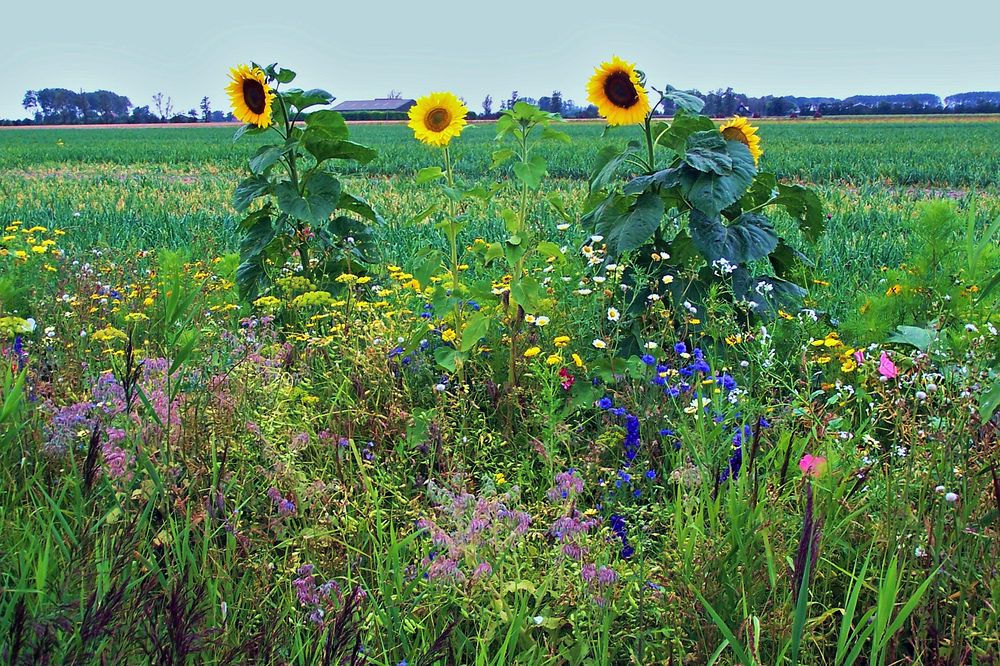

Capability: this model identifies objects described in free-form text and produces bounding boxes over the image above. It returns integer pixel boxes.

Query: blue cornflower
[598,396,613,410]
[645,469,657,480]
[673,341,687,355]
[641,354,656,366]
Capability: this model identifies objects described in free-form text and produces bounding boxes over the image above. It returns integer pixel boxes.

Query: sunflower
[227,65,275,128]
[587,57,651,126]
[719,115,763,166]
[408,92,468,147]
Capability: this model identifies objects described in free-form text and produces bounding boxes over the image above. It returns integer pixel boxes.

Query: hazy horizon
[4,0,999,121]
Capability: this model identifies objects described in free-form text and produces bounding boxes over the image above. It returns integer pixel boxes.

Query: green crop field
[1,113,999,664]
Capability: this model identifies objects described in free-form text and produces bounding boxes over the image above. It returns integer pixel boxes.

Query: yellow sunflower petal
[408,92,468,147]
[586,56,651,126]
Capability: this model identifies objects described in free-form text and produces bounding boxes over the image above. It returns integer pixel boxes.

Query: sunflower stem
[443,146,464,383]
[643,113,655,173]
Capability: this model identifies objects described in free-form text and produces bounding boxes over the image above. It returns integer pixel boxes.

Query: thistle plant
[228,62,382,300]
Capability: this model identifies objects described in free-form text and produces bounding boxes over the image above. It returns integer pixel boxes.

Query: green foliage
[844,199,1000,345]
[582,90,824,330]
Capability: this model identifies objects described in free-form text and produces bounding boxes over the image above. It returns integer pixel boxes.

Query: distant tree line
[476,88,1000,119]
[682,88,1000,118]
[6,88,235,126]
[8,86,1000,126]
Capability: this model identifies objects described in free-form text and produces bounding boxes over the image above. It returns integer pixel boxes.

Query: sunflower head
[408,92,468,147]
[719,115,763,166]
[227,65,275,128]
[587,57,651,126]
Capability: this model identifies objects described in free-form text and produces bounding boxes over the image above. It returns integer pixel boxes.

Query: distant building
[331,98,416,114]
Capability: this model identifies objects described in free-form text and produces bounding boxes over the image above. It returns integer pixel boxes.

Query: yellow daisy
[587,56,651,126]
[227,65,275,128]
[719,115,763,166]
[408,92,468,147]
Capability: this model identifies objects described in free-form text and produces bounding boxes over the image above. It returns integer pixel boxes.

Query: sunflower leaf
[304,139,377,165]
[652,110,717,153]
[337,193,384,225]
[682,131,732,175]
[416,166,445,184]
[233,175,271,212]
[688,210,778,264]
[248,145,285,175]
[304,110,349,139]
[589,144,635,192]
[605,191,665,256]
[662,85,705,114]
[284,89,334,113]
[274,172,341,225]
[773,184,825,243]
[274,68,297,84]
[677,141,756,217]
[513,155,547,189]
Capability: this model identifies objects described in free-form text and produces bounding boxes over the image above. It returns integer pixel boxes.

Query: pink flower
[878,351,898,379]
[799,454,827,478]
[853,349,865,364]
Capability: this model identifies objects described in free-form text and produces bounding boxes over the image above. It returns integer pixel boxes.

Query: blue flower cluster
[609,514,634,559]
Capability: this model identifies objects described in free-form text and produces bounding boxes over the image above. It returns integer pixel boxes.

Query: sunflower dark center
[721,126,749,147]
[604,71,639,109]
[243,79,267,115]
[425,107,451,132]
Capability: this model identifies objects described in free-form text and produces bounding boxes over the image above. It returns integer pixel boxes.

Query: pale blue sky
[4,0,998,119]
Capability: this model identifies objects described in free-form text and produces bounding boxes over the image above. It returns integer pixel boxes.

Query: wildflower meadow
[1,57,999,665]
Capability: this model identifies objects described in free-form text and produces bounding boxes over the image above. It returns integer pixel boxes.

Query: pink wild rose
[878,351,898,379]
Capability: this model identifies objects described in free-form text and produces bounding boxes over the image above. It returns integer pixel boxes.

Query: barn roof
[331,98,416,112]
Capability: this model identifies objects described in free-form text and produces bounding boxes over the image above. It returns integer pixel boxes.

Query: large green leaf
[980,380,1000,421]
[774,184,825,243]
[304,110,348,139]
[662,86,705,114]
[652,110,717,154]
[337,193,383,224]
[682,131,733,175]
[606,191,665,256]
[769,238,813,286]
[678,141,756,217]
[304,137,377,165]
[275,172,341,224]
[689,211,777,264]
[248,144,285,175]
[284,89,334,113]
[589,143,636,192]
[736,275,807,315]
[461,313,490,352]
[887,325,938,351]
[513,155,547,189]
[233,175,271,212]
[238,208,276,257]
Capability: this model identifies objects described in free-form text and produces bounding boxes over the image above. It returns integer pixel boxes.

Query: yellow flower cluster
[291,291,335,308]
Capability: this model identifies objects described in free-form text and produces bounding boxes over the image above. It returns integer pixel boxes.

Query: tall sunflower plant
[403,92,496,376]
[581,57,825,342]
[227,63,383,301]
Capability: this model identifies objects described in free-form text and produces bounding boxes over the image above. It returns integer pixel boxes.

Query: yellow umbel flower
[587,56,650,126]
[719,116,763,166]
[408,92,468,147]
[226,65,275,128]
